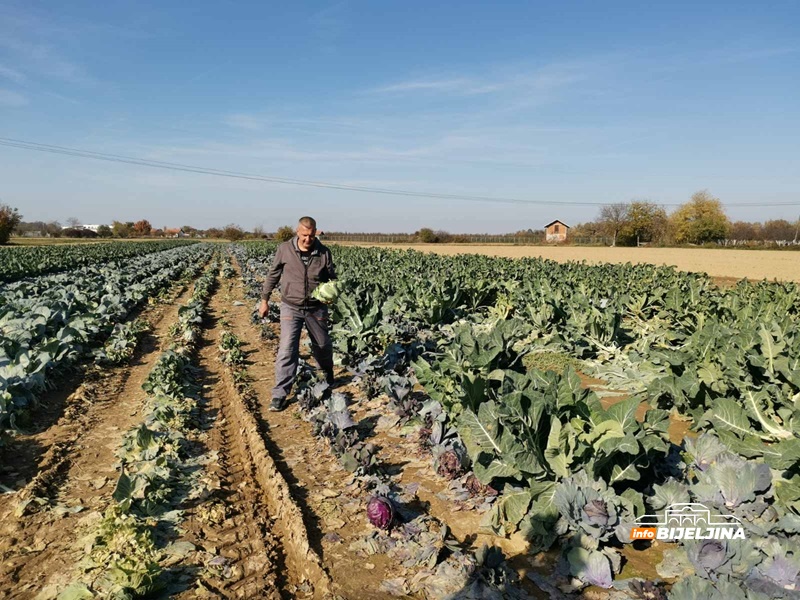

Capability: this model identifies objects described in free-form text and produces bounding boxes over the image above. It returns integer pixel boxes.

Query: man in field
[258,216,337,411]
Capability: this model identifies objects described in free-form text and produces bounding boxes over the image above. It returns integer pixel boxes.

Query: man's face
[297,224,316,250]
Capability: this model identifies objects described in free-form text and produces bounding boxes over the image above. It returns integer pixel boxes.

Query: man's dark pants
[272,302,334,401]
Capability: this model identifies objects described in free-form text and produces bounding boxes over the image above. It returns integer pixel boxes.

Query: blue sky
[1,1,798,233]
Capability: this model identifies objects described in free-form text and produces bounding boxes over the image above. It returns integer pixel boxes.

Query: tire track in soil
[173,280,331,599]
[219,275,403,600]
[0,283,194,600]
[173,296,285,600]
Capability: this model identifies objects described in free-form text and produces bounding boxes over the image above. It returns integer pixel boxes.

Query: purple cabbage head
[367,495,395,530]
[583,499,610,528]
[465,474,498,497]
[688,540,728,578]
[436,449,463,480]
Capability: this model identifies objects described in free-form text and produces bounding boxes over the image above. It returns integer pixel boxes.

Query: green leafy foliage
[94,319,150,365]
[231,241,800,593]
[0,240,197,283]
[69,261,218,596]
[1,244,213,440]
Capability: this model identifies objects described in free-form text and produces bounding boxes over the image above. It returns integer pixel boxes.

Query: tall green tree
[415,227,440,243]
[223,223,245,241]
[0,204,22,245]
[275,225,295,242]
[111,220,132,238]
[618,201,668,246]
[670,190,730,244]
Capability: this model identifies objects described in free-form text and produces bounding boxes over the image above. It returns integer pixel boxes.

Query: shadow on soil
[246,402,329,560]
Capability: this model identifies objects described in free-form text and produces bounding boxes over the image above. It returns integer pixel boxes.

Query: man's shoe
[269,397,288,412]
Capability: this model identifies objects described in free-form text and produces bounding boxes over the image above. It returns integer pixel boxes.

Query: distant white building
[62,224,104,232]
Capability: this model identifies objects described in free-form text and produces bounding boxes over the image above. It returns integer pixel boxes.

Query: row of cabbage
[64,258,219,599]
[235,242,800,598]
[0,240,198,284]
[0,244,214,441]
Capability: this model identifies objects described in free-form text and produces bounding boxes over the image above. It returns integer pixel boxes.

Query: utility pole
[794,215,799,244]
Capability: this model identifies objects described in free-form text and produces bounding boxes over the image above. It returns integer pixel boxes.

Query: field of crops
[0,240,199,283]
[0,240,798,599]
[347,243,800,283]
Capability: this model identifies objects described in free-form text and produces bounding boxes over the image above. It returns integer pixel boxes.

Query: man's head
[296,216,317,251]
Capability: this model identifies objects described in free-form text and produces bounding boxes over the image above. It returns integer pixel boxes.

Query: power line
[1,136,610,206]
[1,135,798,208]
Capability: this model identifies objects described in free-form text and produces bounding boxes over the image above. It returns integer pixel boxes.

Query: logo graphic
[630,502,746,541]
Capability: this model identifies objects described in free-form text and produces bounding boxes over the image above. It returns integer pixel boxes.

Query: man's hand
[258,299,269,318]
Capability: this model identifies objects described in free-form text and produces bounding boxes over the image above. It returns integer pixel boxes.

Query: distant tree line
[6,213,259,244]
[2,191,798,248]
[579,190,799,247]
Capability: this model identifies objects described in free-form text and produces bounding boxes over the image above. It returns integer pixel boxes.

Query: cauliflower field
[239,241,800,599]
[0,240,798,600]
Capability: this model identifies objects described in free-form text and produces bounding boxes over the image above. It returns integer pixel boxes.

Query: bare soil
[170,289,287,600]
[213,282,384,599]
[340,243,800,283]
[187,278,331,599]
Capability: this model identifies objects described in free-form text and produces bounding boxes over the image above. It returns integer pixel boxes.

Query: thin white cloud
[221,113,411,139]
[630,43,798,79]
[0,37,92,84]
[372,78,479,94]
[42,90,81,105]
[0,88,28,107]
[139,128,560,171]
[0,3,149,42]
[0,5,105,87]
[309,1,349,51]
[368,61,593,97]
[703,45,798,66]
[0,63,26,83]
[310,2,347,25]
[223,113,267,132]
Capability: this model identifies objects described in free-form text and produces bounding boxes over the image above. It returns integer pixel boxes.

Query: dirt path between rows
[219,280,395,599]
[0,284,194,598]
[171,279,328,599]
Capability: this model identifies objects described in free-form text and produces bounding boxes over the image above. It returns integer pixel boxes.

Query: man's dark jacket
[260,237,336,308]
